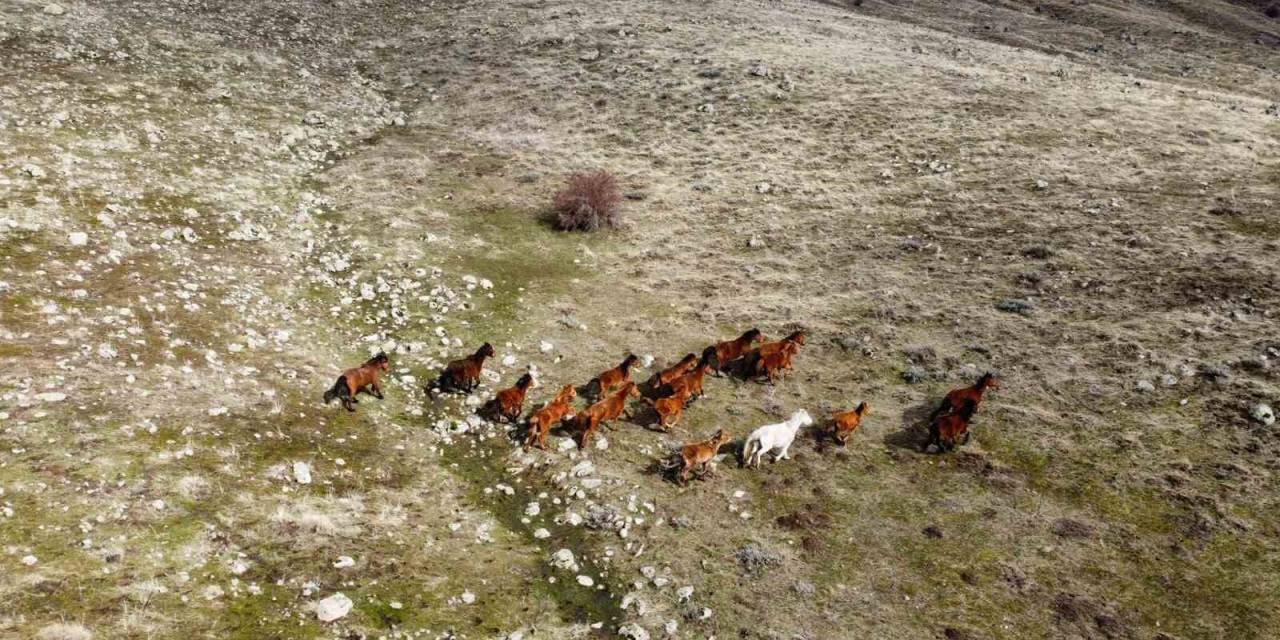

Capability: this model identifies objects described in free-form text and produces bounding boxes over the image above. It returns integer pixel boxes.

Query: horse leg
[371,381,385,400]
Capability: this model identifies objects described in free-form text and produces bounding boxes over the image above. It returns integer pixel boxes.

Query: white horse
[742,409,814,468]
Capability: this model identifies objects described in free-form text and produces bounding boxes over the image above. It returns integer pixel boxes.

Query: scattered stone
[1135,380,1155,393]
[540,340,554,353]
[754,182,772,194]
[43,3,67,16]
[996,298,1034,315]
[533,528,551,539]
[316,593,353,622]
[1159,374,1178,387]
[1022,245,1053,259]
[36,392,67,403]
[68,232,88,246]
[35,624,92,640]
[303,111,326,126]
[901,368,926,384]
[293,461,312,484]
[579,49,601,61]
[333,556,355,568]
[734,543,781,573]
[1251,403,1275,426]
[1051,518,1094,539]
[748,63,770,77]
[21,164,45,178]
[461,590,476,604]
[697,103,714,113]
[550,548,579,572]
[1034,178,1050,191]
[21,554,38,566]
[576,575,594,587]
[618,623,650,640]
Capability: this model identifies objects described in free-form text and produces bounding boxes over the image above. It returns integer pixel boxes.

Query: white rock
[594,436,609,451]
[570,461,595,477]
[315,593,353,622]
[525,502,541,517]
[502,355,518,367]
[333,556,355,568]
[461,590,476,604]
[1135,380,1155,393]
[1251,403,1275,426]
[618,623,650,640]
[576,575,594,587]
[664,620,679,635]
[35,392,67,403]
[676,586,694,602]
[293,461,312,484]
[550,548,579,572]
[21,554,38,566]
[640,354,655,368]
[539,341,554,353]
[43,3,66,15]
[533,528,551,539]
[68,232,88,246]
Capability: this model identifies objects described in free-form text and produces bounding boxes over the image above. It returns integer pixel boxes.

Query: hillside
[2,1,1279,638]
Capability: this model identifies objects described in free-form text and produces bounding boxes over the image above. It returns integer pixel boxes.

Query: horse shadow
[884,400,936,451]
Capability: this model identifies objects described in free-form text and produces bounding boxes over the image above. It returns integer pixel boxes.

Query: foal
[672,429,733,485]
[590,354,640,397]
[323,352,390,412]
[577,382,639,449]
[523,384,577,451]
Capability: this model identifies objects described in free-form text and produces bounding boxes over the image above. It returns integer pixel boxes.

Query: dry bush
[552,170,623,231]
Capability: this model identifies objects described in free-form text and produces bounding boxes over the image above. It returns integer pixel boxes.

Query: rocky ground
[2,0,1279,639]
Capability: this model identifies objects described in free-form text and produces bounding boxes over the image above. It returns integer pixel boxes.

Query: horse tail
[323,376,347,403]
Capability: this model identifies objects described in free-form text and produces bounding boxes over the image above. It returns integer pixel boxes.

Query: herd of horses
[323,329,999,484]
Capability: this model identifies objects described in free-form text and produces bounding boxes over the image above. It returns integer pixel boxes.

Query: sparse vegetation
[2,0,1278,638]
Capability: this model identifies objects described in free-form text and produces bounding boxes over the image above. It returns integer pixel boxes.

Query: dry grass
[2,0,1278,638]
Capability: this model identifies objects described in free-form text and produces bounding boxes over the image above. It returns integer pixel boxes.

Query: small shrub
[552,170,623,231]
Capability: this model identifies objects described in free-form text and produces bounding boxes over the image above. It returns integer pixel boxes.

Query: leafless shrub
[552,170,623,231]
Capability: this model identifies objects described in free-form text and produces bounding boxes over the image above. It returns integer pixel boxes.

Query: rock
[43,3,67,15]
[35,623,92,640]
[461,590,476,604]
[903,345,937,366]
[333,556,355,568]
[618,623,650,640]
[996,298,1035,315]
[524,502,541,517]
[68,232,88,246]
[1160,374,1178,387]
[748,63,770,77]
[502,354,517,366]
[570,460,595,477]
[676,586,694,602]
[576,575,594,587]
[21,554,38,565]
[579,49,600,61]
[754,182,772,194]
[302,111,326,126]
[697,103,714,113]
[640,354,655,368]
[1135,380,1155,393]
[1251,403,1275,426]
[539,340,554,353]
[747,235,766,249]
[36,392,67,403]
[664,620,678,635]
[293,461,312,484]
[533,528,550,539]
[1022,245,1053,259]
[21,164,46,178]
[550,548,579,572]
[1034,179,1050,191]
[316,593,353,622]
[901,368,926,384]
[734,543,781,573]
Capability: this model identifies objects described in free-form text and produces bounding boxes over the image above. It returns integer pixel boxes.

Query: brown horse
[484,372,536,423]
[706,328,763,376]
[426,342,495,396]
[323,352,390,412]
[523,384,577,451]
